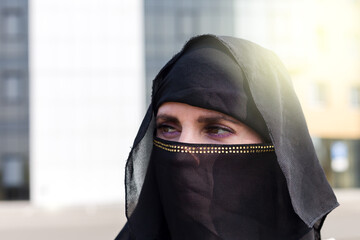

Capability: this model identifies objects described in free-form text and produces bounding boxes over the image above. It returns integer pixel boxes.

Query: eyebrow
[197,115,240,124]
[156,113,240,125]
[156,114,180,124]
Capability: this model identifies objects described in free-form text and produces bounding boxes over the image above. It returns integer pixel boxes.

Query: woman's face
[156,102,263,144]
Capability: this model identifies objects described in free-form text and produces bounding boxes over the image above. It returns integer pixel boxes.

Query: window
[350,86,360,108]
[176,9,198,45]
[309,82,327,107]
[0,154,29,200]
[5,12,20,36]
[1,71,22,103]
[1,8,22,40]
[1,155,25,188]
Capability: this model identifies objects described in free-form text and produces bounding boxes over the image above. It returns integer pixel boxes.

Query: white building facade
[30,0,144,207]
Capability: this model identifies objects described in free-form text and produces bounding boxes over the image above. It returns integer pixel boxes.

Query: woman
[115,35,338,239]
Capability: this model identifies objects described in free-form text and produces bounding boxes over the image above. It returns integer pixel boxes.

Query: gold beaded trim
[153,139,274,154]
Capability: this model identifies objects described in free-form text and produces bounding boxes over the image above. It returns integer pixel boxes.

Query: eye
[156,124,181,139]
[205,125,234,138]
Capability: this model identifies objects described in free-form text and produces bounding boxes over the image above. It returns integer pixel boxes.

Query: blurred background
[0,0,359,239]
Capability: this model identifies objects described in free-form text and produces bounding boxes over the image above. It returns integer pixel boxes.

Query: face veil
[116,35,339,240]
[151,138,310,239]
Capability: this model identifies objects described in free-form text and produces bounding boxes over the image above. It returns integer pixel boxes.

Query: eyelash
[156,124,179,135]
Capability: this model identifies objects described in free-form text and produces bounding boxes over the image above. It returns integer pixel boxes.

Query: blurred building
[29,0,144,207]
[0,0,144,206]
[0,0,29,200]
[291,0,360,188]
[0,0,359,208]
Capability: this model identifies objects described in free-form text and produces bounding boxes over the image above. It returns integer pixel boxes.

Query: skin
[156,102,263,144]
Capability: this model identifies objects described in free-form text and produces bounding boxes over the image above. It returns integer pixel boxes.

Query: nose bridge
[178,124,201,144]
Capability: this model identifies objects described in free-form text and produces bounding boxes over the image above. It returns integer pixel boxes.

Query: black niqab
[152,138,311,239]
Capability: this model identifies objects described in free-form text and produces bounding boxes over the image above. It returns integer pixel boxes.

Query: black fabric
[154,138,311,239]
[118,34,339,240]
[215,36,339,226]
[118,138,312,240]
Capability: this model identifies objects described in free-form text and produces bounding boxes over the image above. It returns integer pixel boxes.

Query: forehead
[158,102,219,115]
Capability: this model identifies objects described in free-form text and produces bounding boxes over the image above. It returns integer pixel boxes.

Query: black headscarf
[115,35,338,240]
